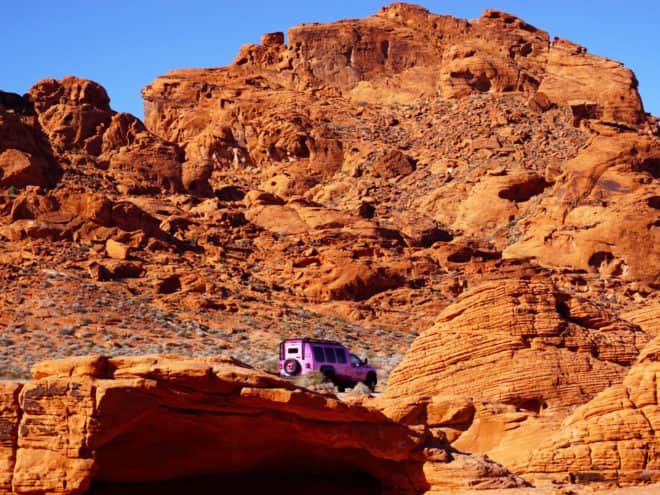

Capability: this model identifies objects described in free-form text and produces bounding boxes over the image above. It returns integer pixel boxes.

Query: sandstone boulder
[302,256,406,302]
[28,76,112,154]
[101,112,148,152]
[524,336,660,486]
[382,279,649,413]
[453,171,551,244]
[538,38,644,126]
[0,94,60,188]
[29,76,110,114]
[105,239,130,260]
[105,142,183,194]
[0,148,54,189]
[181,160,213,196]
[371,150,416,179]
[0,355,525,494]
[110,201,167,240]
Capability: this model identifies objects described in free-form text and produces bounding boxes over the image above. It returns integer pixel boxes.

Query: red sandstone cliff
[0,2,659,493]
[0,355,525,494]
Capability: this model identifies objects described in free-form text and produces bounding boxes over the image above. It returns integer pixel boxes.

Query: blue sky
[4,1,659,119]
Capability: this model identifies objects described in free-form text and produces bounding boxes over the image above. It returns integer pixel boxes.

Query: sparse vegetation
[293,370,329,388]
[344,381,372,397]
[293,371,338,394]
[0,362,31,380]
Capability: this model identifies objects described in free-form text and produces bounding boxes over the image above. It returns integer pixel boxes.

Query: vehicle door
[311,345,325,371]
[333,347,350,379]
[349,353,367,382]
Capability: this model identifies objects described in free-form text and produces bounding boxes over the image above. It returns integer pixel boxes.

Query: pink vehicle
[278,338,377,391]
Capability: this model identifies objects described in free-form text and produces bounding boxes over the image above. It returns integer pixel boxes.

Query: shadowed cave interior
[88,472,380,495]
[81,406,412,495]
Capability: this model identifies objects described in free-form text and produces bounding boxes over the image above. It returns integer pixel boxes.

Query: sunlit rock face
[0,355,525,495]
[0,2,659,493]
[524,336,660,486]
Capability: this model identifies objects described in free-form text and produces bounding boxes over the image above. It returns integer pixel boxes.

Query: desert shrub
[305,382,338,394]
[0,363,31,380]
[293,371,338,394]
[58,326,76,337]
[294,370,328,387]
[344,381,372,397]
[259,356,279,374]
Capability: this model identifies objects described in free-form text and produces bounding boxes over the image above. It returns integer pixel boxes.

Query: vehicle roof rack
[280,337,342,346]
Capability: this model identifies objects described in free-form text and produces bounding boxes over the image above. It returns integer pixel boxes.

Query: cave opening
[647,196,660,210]
[636,158,660,179]
[506,397,548,414]
[587,251,614,272]
[498,176,551,202]
[80,406,411,495]
[87,470,380,495]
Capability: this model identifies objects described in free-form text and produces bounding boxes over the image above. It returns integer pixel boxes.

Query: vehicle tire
[283,359,301,376]
[322,367,336,385]
[364,372,377,392]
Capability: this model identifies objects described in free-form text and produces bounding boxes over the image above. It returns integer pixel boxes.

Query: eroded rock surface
[377,279,653,479]
[383,279,649,412]
[524,336,660,486]
[0,3,659,493]
[0,90,60,188]
[0,355,525,495]
[504,133,660,284]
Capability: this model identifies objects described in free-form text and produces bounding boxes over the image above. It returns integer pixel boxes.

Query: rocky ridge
[1,5,657,382]
[0,2,659,493]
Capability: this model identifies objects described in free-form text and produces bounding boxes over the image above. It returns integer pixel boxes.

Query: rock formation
[0,90,60,188]
[504,133,660,284]
[383,279,649,411]
[376,279,651,473]
[0,355,525,494]
[0,2,659,493]
[524,336,660,486]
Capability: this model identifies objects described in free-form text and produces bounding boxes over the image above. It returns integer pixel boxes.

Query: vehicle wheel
[364,372,377,392]
[283,359,301,376]
[322,368,336,385]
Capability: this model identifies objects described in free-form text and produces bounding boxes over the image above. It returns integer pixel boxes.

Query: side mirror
[363,358,368,365]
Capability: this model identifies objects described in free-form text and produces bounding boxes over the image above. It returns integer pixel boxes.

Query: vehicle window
[324,347,337,363]
[350,353,361,366]
[313,346,325,362]
[335,348,347,363]
[287,347,299,354]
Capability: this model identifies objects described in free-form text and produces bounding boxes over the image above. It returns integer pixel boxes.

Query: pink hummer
[278,338,377,391]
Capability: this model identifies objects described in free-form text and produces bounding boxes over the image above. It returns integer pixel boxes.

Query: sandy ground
[448,485,660,495]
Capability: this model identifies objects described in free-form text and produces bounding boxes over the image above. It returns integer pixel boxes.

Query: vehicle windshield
[350,353,363,366]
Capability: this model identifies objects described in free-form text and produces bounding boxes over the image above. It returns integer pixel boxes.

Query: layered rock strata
[383,279,649,412]
[0,355,525,495]
[377,279,653,479]
[524,336,660,486]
